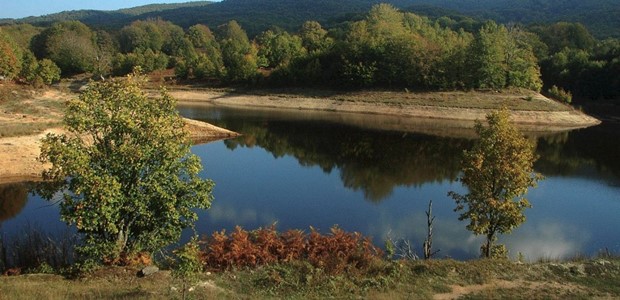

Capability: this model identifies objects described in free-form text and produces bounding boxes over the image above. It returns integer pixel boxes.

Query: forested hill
[405,0,620,39]
[0,0,415,35]
[1,0,618,38]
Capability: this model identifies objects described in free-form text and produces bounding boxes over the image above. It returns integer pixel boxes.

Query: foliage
[201,225,383,274]
[449,109,541,258]
[172,237,203,299]
[38,72,214,264]
[175,24,224,80]
[256,29,306,68]
[112,48,169,76]
[540,39,620,100]
[0,29,22,80]
[30,21,97,75]
[218,20,258,83]
[19,50,61,86]
[548,85,572,104]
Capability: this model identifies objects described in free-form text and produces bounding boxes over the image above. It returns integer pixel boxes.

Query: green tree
[218,20,257,82]
[31,21,97,75]
[0,29,23,80]
[39,72,214,263]
[468,21,508,89]
[449,110,541,258]
[36,59,61,85]
[256,29,305,68]
[176,24,224,80]
[299,21,333,54]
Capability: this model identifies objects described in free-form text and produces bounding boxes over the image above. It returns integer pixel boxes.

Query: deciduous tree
[449,109,541,258]
[39,72,214,263]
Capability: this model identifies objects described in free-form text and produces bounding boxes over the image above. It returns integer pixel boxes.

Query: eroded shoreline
[170,89,601,131]
[0,88,601,183]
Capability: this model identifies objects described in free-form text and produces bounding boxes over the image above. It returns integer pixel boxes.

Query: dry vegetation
[2,226,619,299]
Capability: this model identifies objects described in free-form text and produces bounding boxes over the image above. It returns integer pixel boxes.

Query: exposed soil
[0,85,601,184]
[0,86,239,184]
[168,88,601,132]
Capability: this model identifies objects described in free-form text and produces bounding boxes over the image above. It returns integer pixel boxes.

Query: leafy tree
[0,29,22,80]
[532,22,596,54]
[39,72,214,263]
[36,59,61,85]
[299,21,333,54]
[449,110,541,258]
[31,21,97,75]
[256,29,305,68]
[218,20,258,82]
[179,24,224,79]
[468,21,508,89]
[20,50,61,86]
[112,48,169,76]
[20,50,40,83]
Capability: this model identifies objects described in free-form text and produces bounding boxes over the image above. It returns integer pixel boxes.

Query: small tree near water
[449,109,541,258]
[39,72,214,264]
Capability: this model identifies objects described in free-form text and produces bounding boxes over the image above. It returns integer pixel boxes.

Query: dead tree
[423,200,440,259]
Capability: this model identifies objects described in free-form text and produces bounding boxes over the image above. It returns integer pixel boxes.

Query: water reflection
[180,105,620,199]
[2,106,619,262]
[0,182,29,223]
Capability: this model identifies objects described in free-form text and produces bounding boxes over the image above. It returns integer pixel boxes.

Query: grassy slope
[1,258,618,299]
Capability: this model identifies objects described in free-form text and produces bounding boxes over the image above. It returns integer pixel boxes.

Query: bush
[548,85,572,104]
[201,225,382,274]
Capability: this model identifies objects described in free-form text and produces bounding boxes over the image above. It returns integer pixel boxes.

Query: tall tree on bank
[30,21,97,75]
[218,20,258,82]
[449,110,541,258]
[39,72,214,264]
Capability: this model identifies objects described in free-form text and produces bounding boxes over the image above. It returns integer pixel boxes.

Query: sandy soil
[0,120,238,184]
[169,89,601,131]
[0,87,239,184]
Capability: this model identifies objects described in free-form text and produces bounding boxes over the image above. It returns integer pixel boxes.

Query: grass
[1,224,618,299]
[1,257,618,299]
[0,83,65,137]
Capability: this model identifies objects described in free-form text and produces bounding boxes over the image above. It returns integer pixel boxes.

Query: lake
[2,104,619,261]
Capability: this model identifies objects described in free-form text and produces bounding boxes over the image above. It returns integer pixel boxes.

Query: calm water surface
[2,104,619,261]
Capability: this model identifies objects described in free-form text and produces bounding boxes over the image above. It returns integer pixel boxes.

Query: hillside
[405,0,620,39]
[1,0,618,38]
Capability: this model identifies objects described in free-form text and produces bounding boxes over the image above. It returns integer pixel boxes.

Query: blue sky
[0,0,206,19]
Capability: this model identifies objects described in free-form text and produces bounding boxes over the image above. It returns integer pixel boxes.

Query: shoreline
[0,87,601,184]
[168,88,601,131]
[0,119,239,185]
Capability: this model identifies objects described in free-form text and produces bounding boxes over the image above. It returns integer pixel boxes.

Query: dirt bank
[170,88,601,131]
[0,119,238,184]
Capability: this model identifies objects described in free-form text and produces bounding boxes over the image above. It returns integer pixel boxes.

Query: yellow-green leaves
[449,109,541,258]
[39,72,214,264]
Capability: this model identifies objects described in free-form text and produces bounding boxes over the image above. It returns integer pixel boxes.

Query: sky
[0,0,206,19]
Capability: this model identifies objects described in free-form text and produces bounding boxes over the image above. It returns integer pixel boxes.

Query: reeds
[0,224,76,274]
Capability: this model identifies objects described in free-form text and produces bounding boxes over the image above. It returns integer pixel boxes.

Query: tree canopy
[39,72,214,263]
[449,110,541,258]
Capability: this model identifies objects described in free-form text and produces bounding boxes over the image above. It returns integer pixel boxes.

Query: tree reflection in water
[0,182,29,223]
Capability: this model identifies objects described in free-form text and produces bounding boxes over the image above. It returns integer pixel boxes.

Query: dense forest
[2,0,619,39]
[1,2,619,101]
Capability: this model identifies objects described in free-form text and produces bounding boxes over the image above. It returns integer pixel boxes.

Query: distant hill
[405,0,620,39]
[1,0,618,38]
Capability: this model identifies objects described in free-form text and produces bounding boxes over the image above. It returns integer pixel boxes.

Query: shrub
[548,85,572,104]
[200,225,383,274]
